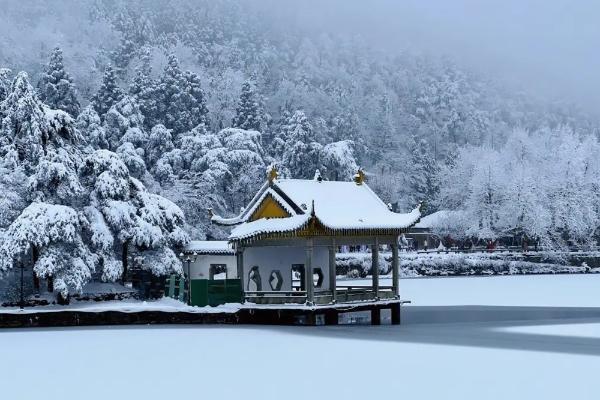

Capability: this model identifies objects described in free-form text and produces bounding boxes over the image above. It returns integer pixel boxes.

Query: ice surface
[3,274,600,400]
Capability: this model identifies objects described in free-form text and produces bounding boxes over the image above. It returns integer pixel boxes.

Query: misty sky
[271,0,600,113]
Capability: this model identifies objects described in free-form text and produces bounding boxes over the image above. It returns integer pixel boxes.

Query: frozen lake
[3,274,600,400]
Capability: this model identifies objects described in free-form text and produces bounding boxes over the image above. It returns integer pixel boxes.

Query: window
[313,268,324,288]
[247,266,262,291]
[291,264,305,291]
[269,270,283,291]
[209,264,227,280]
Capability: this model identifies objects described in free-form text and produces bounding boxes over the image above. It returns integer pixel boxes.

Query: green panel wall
[190,279,242,307]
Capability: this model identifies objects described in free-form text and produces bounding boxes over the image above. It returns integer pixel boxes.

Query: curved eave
[229,206,422,245]
[211,214,244,226]
[181,249,235,256]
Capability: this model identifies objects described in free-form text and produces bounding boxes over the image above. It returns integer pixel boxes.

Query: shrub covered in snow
[336,251,591,278]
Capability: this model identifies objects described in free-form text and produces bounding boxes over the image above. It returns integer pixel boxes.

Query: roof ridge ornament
[267,164,278,184]
[353,168,366,185]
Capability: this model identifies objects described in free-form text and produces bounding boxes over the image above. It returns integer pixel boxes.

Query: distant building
[407,210,449,250]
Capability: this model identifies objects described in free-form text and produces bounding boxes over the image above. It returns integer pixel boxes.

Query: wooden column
[32,246,40,291]
[305,239,314,305]
[392,239,400,297]
[329,238,337,304]
[236,246,245,303]
[371,237,379,299]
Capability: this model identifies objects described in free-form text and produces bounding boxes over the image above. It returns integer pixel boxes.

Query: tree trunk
[121,241,129,283]
[32,246,40,291]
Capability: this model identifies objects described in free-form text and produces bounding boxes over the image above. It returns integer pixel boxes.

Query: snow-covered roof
[183,241,234,255]
[222,177,422,242]
[414,210,451,229]
[274,179,419,230]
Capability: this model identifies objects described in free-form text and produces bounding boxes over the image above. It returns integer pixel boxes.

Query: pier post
[391,303,401,325]
[371,308,381,325]
[329,238,337,303]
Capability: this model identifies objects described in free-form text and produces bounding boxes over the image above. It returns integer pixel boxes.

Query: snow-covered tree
[279,110,322,179]
[0,68,12,103]
[232,80,262,131]
[116,142,147,180]
[79,150,188,282]
[0,72,81,170]
[0,72,91,298]
[37,47,80,116]
[406,137,439,213]
[77,105,109,150]
[320,140,358,181]
[0,202,95,297]
[0,160,27,229]
[155,55,208,137]
[145,124,174,171]
[129,47,157,129]
[103,95,146,151]
[91,65,123,118]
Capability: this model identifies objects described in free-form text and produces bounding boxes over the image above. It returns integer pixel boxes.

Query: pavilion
[210,167,422,323]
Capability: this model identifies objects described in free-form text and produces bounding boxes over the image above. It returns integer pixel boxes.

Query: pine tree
[280,110,321,179]
[145,124,174,170]
[320,140,358,181]
[156,55,184,134]
[0,72,80,169]
[232,80,261,131]
[37,47,81,116]
[407,137,441,213]
[129,47,158,129]
[155,55,209,137]
[103,95,146,151]
[0,71,91,298]
[76,105,109,150]
[91,65,124,118]
[182,70,209,129]
[79,149,188,282]
[0,68,11,104]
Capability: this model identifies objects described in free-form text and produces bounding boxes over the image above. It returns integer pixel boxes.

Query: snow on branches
[0,202,94,295]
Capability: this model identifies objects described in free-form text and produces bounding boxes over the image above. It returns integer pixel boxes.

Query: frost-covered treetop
[37,47,81,117]
[1,72,80,168]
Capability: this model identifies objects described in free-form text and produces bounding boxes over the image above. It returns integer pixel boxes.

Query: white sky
[267,0,600,114]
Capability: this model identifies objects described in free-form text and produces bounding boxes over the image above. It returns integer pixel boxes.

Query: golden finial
[267,164,278,183]
[353,168,366,185]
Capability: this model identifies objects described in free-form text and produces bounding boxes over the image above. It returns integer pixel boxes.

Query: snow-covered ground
[3,274,600,400]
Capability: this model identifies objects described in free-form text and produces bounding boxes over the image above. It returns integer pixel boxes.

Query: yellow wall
[250,196,290,221]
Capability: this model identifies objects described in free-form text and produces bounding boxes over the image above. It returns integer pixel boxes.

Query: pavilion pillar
[328,238,337,304]
[392,238,400,297]
[371,237,379,299]
[236,246,245,303]
[305,238,314,305]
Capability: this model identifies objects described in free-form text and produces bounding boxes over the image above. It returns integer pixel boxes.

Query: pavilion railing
[244,290,307,297]
[244,285,395,304]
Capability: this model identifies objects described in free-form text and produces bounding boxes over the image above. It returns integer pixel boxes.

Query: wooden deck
[0,299,405,328]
